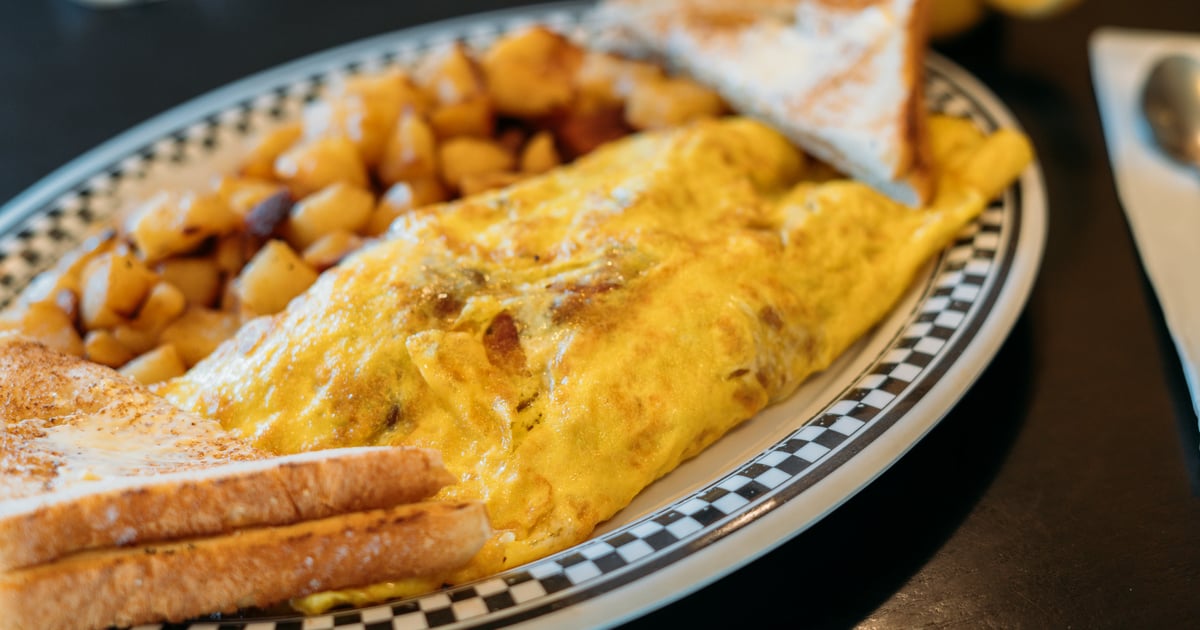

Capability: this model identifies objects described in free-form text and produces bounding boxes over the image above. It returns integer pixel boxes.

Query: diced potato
[274,136,369,198]
[624,77,726,130]
[365,178,449,236]
[482,26,583,118]
[79,248,158,328]
[214,175,286,218]
[575,52,664,103]
[13,229,116,310]
[240,122,302,180]
[119,343,186,385]
[302,230,364,271]
[83,329,135,368]
[304,70,426,166]
[111,324,159,356]
[413,42,486,106]
[550,93,630,157]
[520,131,561,174]
[156,257,222,307]
[213,233,256,276]
[286,182,375,249]
[242,190,294,238]
[125,191,241,263]
[234,240,319,317]
[4,301,84,357]
[459,171,526,196]
[438,137,515,192]
[131,281,187,333]
[158,307,240,367]
[378,111,439,187]
[428,98,495,139]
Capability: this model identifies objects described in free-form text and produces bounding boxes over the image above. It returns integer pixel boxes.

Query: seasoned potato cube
[550,93,630,157]
[575,52,664,103]
[159,307,240,367]
[438,138,515,192]
[131,281,187,333]
[520,131,561,174]
[234,240,319,316]
[79,248,158,329]
[213,233,256,277]
[125,191,241,263]
[378,111,439,187]
[413,42,486,106]
[459,171,526,196]
[482,26,583,118]
[624,77,726,130]
[304,70,426,166]
[365,178,449,236]
[13,229,116,310]
[302,230,364,271]
[214,175,286,218]
[240,122,302,180]
[274,136,369,198]
[156,257,222,307]
[83,330,135,368]
[428,98,495,139]
[242,189,294,238]
[119,343,186,385]
[286,182,374,249]
[3,301,83,357]
[111,324,159,356]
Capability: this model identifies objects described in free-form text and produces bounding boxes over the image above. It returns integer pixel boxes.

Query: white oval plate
[0,2,1046,628]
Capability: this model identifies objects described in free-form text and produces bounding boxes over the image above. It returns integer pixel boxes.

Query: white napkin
[1090,28,1200,429]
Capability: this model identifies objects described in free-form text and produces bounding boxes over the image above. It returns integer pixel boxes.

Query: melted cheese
[162,116,1022,606]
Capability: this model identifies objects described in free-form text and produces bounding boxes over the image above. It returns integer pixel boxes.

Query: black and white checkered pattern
[0,4,1025,629]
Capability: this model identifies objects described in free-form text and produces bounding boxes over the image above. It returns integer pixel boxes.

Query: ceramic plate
[0,3,1046,628]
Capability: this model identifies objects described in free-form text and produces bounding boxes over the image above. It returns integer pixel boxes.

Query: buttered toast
[595,0,935,205]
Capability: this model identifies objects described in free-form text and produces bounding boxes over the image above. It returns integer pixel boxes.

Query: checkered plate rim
[0,3,1046,629]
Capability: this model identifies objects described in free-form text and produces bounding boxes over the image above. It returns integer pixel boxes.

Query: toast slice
[0,501,491,630]
[0,334,459,571]
[594,0,935,205]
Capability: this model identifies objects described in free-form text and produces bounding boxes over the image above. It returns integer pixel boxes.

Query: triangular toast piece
[595,0,935,205]
[0,333,462,572]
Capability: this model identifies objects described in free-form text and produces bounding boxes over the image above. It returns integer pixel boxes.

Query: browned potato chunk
[156,257,222,307]
[459,171,526,196]
[482,26,583,118]
[240,122,302,180]
[286,182,375,249]
[83,330,135,368]
[125,191,241,263]
[520,131,561,174]
[111,324,159,356]
[428,98,495,139]
[213,233,258,276]
[302,230,364,271]
[119,343,186,385]
[2,301,84,357]
[305,70,427,167]
[575,52,664,103]
[159,307,240,367]
[12,229,116,310]
[234,240,319,316]
[214,175,286,218]
[79,247,158,329]
[366,178,449,236]
[413,42,486,106]
[274,136,369,198]
[624,77,726,130]
[378,110,439,187]
[549,93,631,157]
[131,281,187,333]
[438,137,515,192]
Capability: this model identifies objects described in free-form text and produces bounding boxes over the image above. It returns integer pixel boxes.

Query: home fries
[0,0,1034,623]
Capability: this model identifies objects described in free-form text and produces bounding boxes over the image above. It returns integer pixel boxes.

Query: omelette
[162,115,1030,605]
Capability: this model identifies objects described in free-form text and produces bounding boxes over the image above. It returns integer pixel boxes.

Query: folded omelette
[162,116,1030,603]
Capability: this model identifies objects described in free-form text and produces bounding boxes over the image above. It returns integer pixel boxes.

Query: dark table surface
[3,1,1198,628]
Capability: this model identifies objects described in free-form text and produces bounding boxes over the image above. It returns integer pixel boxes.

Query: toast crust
[0,501,491,630]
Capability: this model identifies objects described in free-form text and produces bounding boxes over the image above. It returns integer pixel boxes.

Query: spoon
[1140,54,1200,169]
